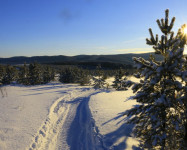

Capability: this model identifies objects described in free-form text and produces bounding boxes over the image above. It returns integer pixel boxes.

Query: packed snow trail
[28,87,106,150]
[66,92,106,150]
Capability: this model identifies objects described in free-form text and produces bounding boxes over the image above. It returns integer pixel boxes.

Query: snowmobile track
[28,88,106,150]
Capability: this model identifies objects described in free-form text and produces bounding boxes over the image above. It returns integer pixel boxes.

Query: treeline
[50,61,133,70]
[0,63,55,85]
[0,62,132,88]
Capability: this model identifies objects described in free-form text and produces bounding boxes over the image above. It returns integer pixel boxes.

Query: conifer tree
[43,66,54,84]
[0,65,5,85]
[112,68,127,90]
[77,69,91,86]
[19,63,29,85]
[59,67,79,83]
[93,65,106,88]
[2,65,18,84]
[125,9,187,149]
[29,62,43,85]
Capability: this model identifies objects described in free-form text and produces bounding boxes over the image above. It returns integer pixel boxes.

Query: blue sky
[0,0,187,57]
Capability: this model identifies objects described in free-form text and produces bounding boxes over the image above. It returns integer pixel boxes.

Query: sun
[181,24,187,54]
[183,25,187,54]
[183,25,187,34]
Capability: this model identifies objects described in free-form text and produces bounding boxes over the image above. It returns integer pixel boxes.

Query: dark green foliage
[125,9,187,149]
[27,63,55,85]
[43,66,55,84]
[93,65,106,88]
[2,65,18,84]
[59,67,79,83]
[77,69,91,86]
[0,65,5,84]
[59,67,90,85]
[112,68,128,90]
[18,63,29,85]
[17,62,54,85]
[28,62,43,85]
[0,62,54,85]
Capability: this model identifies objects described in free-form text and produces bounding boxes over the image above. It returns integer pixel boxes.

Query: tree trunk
[185,123,187,140]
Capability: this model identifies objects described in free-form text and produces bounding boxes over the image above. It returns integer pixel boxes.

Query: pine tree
[77,69,91,86]
[112,68,127,90]
[43,66,54,84]
[2,65,18,84]
[125,9,187,149]
[59,67,79,83]
[19,63,29,85]
[29,62,43,85]
[0,65,5,85]
[93,65,106,88]
[0,65,4,97]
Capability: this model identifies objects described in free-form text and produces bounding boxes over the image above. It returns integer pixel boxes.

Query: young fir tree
[112,68,128,90]
[19,63,29,85]
[43,66,54,84]
[125,9,187,149]
[2,65,18,84]
[93,65,106,88]
[59,67,79,83]
[29,62,43,85]
[77,69,91,86]
[0,65,5,85]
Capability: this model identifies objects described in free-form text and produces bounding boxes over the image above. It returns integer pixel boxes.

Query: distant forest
[0,53,163,65]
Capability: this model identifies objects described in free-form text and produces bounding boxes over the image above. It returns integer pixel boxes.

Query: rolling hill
[0,53,163,65]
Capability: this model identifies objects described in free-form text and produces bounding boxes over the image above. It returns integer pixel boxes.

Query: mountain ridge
[0,53,163,65]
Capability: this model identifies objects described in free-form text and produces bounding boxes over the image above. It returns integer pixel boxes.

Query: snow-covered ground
[0,78,140,150]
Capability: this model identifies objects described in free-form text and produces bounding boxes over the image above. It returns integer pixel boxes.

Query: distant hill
[0,53,163,65]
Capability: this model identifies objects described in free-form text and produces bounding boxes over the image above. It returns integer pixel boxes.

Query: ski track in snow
[28,87,106,150]
[66,91,106,150]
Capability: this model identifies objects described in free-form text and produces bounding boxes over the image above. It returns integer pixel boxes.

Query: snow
[0,83,70,150]
[0,78,140,150]
[89,90,140,149]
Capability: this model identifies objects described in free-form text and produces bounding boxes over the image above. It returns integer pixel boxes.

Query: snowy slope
[0,79,140,150]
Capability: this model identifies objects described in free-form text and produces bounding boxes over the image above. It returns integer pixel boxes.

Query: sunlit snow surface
[0,78,140,150]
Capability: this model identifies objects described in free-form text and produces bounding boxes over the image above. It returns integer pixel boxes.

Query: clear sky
[0,0,187,57]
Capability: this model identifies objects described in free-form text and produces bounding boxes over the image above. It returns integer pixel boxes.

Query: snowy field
[0,78,140,150]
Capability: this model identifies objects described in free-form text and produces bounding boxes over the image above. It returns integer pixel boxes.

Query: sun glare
[182,24,187,54]
[183,26,187,34]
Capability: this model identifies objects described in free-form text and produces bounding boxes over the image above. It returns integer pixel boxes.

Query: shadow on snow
[67,91,106,150]
[66,89,140,150]
[101,111,141,150]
